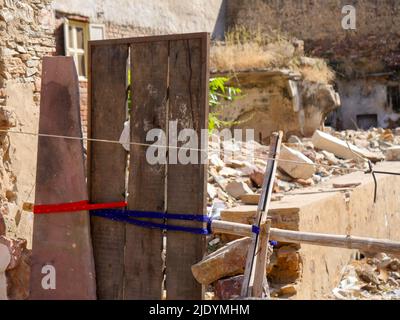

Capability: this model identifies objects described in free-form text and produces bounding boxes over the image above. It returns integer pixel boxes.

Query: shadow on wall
[212,0,227,40]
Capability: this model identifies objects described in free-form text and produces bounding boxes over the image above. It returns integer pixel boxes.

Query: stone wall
[0,0,55,240]
[294,161,400,299]
[226,0,400,76]
[216,70,340,143]
[332,78,400,130]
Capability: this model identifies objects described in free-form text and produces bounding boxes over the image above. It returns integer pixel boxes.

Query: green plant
[208,77,242,132]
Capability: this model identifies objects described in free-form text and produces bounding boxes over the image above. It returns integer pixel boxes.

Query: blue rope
[252,225,260,235]
[91,209,211,235]
[93,209,211,223]
[251,225,278,247]
[91,209,270,239]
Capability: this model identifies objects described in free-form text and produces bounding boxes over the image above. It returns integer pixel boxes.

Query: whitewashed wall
[52,0,226,37]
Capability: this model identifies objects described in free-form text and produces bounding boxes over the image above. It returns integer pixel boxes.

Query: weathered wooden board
[166,35,209,300]
[124,41,169,300]
[241,132,283,298]
[89,44,129,300]
[30,57,96,300]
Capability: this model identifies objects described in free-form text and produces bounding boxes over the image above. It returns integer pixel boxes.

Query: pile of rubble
[202,127,400,300]
[332,253,400,300]
[207,127,400,209]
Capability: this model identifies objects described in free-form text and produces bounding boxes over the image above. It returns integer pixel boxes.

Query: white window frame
[89,24,106,41]
[64,18,90,81]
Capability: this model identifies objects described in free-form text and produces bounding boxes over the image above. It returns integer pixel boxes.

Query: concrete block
[312,130,383,161]
[278,145,315,180]
[220,206,258,225]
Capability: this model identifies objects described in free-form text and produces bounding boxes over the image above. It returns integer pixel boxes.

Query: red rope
[34,200,127,214]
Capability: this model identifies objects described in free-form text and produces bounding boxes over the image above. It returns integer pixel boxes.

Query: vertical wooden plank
[124,41,169,299]
[89,44,128,300]
[241,131,283,298]
[166,34,209,300]
[252,220,272,298]
[30,57,96,300]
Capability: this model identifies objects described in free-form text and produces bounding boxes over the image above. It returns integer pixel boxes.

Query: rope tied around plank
[91,209,213,235]
[33,201,264,237]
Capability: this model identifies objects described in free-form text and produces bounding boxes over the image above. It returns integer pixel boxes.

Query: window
[357,114,378,130]
[89,24,106,41]
[388,85,400,113]
[64,19,105,80]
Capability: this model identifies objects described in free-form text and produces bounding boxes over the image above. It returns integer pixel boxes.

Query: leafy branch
[209,77,242,132]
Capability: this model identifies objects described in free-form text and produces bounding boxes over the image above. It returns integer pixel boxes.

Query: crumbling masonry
[0,0,55,299]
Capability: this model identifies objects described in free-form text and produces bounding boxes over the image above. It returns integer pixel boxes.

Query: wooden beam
[210,220,400,255]
[166,35,209,300]
[241,131,283,298]
[89,32,209,47]
[89,44,128,300]
[30,57,96,300]
[125,41,169,300]
[252,220,272,298]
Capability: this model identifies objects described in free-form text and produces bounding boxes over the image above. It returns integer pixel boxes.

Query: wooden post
[210,220,400,256]
[88,44,129,300]
[252,220,272,298]
[125,41,169,300]
[241,131,283,298]
[30,57,96,300]
[166,34,209,300]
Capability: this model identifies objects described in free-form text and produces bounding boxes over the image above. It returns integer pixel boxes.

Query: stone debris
[215,275,244,300]
[207,183,217,200]
[207,127,400,209]
[275,284,297,297]
[0,236,30,300]
[202,127,400,300]
[192,237,252,286]
[332,253,400,300]
[385,147,400,161]
[225,181,254,199]
[220,206,258,225]
[278,145,315,180]
[0,242,10,300]
[312,130,384,162]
